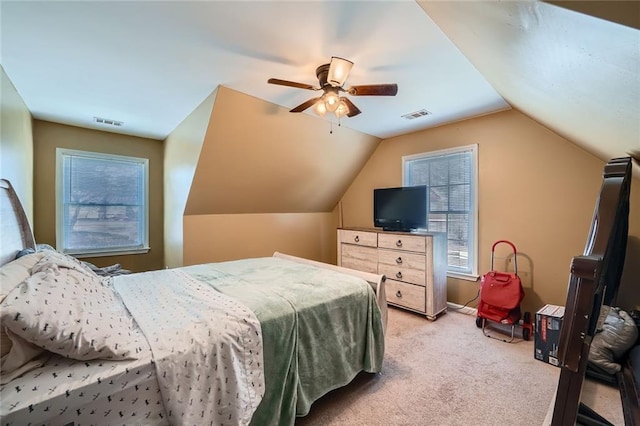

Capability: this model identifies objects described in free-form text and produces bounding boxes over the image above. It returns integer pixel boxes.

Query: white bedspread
[113,269,264,426]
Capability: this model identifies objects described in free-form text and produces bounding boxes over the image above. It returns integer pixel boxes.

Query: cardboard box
[534,304,565,367]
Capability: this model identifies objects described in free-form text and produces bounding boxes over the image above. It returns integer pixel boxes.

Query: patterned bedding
[1,254,385,426]
[113,269,264,426]
[0,351,166,425]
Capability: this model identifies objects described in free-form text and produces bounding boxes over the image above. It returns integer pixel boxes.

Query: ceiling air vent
[93,117,123,127]
[401,109,431,120]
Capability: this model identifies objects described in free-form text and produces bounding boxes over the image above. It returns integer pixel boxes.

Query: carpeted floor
[296,307,623,425]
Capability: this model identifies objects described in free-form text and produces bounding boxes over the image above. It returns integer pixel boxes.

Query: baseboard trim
[447,301,477,316]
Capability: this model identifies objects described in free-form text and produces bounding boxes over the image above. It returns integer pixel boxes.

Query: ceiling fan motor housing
[315,64,331,88]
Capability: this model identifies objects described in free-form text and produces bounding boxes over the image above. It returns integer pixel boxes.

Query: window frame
[56,148,150,258]
[402,144,479,281]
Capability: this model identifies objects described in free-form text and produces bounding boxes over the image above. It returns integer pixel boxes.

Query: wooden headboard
[0,179,36,267]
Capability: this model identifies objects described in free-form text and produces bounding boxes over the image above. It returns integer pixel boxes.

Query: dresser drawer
[339,229,378,248]
[386,280,425,313]
[378,233,426,253]
[378,262,426,287]
[340,244,378,274]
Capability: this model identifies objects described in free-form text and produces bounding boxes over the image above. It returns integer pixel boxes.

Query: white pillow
[31,249,99,279]
[0,252,45,301]
[1,256,146,363]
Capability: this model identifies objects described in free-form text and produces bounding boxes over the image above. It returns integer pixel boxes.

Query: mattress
[0,349,166,426]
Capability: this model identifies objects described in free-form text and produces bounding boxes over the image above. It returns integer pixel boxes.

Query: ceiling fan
[267,57,398,118]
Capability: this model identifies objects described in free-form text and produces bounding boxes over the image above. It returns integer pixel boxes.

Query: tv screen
[373,186,427,232]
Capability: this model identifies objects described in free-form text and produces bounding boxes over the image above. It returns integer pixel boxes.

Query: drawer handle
[396,272,403,279]
[354,236,360,243]
[396,290,402,298]
[396,257,403,264]
[396,239,403,248]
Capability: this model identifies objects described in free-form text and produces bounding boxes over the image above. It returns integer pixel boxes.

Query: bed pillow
[31,249,100,280]
[0,252,45,300]
[0,252,46,358]
[0,255,146,363]
[589,307,639,374]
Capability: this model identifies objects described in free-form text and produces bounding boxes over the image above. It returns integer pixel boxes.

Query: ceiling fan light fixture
[323,90,340,112]
[335,99,349,118]
[327,56,353,87]
[314,100,327,116]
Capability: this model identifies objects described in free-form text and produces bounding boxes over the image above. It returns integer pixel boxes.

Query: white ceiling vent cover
[401,109,431,120]
[94,117,123,127]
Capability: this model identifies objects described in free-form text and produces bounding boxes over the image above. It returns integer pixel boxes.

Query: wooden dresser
[337,227,447,320]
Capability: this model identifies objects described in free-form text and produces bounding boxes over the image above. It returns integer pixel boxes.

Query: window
[56,148,149,257]
[403,144,478,279]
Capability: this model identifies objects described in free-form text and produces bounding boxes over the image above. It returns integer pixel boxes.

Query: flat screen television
[373,185,427,232]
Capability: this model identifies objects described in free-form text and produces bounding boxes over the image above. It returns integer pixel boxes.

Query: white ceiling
[1,1,638,163]
[419,0,640,164]
[1,1,509,140]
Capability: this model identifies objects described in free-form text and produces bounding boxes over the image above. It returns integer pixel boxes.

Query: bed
[0,178,387,426]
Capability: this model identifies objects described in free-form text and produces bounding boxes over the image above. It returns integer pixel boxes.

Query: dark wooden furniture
[619,343,640,425]
[550,157,635,425]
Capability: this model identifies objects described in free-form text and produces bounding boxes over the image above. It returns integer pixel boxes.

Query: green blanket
[184,256,385,426]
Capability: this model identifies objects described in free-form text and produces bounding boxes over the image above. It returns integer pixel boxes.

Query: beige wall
[185,87,381,215]
[1,66,34,223]
[341,108,640,313]
[33,121,165,272]
[164,90,217,268]
[182,87,379,265]
[184,212,339,265]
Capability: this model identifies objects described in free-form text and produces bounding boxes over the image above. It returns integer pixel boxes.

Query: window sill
[66,247,150,258]
[447,271,480,282]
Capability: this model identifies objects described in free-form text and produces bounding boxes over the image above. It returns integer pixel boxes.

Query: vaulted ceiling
[1,1,638,164]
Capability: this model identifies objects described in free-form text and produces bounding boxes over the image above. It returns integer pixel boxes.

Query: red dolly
[475,240,532,342]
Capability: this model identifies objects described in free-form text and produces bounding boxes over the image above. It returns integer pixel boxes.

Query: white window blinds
[403,145,478,278]
[56,149,149,256]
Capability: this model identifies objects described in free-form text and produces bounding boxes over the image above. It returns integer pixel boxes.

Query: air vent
[401,109,431,120]
[93,117,123,127]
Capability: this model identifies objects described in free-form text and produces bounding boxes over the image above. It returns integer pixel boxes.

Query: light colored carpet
[297,307,623,425]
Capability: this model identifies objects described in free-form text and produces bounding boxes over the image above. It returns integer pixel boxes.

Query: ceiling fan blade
[268,78,318,91]
[347,84,398,96]
[290,97,322,113]
[341,97,361,117]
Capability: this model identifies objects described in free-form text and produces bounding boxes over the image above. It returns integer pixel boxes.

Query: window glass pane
[428,213,447,233]
[64,205,142,251]
[448,239,469,268]
[59,149,148,255]
[449,154,470,184]
[449,184,470,211]
[429,160,448,186]
[429,187,448,211]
